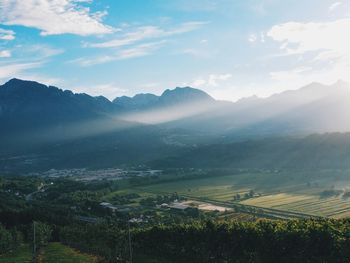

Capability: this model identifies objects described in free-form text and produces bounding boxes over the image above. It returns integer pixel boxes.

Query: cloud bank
[0,0,113,36]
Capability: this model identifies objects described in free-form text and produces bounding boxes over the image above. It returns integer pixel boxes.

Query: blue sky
[0,0,350,101]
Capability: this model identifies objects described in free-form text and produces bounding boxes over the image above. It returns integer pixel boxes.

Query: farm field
[242,193,350,218]
[137,174,253,202]
[135,172,350,219]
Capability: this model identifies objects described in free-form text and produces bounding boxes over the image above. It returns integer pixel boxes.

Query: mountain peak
[160,86,214,104]
[3,78,47,89]
[113,86,215,110]
[113,93,159,110]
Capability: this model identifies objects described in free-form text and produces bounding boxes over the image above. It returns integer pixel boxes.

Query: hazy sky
[0,0,349,101]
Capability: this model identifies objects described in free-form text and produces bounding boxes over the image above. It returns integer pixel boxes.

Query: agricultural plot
[137,173,350,219]
[102,188,161,208]
[243,193,350,218]
[139,175,252,202]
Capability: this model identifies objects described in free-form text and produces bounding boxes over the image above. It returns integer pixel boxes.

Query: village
[28,168,162,181]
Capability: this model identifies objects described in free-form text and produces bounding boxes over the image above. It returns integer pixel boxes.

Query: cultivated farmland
[137,171,350,219]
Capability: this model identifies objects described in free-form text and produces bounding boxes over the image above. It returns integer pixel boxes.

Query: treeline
[133,219,350,262]
[0,222,51,256]
[60,223,129,262]
[153,133,350,170]
[59,219,350,263]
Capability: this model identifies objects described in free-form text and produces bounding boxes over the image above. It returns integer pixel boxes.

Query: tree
[28,221,52,251]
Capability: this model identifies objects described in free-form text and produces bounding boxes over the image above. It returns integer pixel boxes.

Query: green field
[0,243,97,263]
[133,172,350,219]
[138,174,252,202]
[43,243,97,263]
[242,193,350,218]
[0,245,31,263]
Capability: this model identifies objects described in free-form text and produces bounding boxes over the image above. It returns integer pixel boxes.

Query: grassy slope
[43,243,97,263]
[0,243,97,263]
[0,245,31,263]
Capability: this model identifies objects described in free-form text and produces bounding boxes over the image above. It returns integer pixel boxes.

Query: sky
[0,0,350,101]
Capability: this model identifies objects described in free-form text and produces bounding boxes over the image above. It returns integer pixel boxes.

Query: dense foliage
[154,134,350,170]
[0,224,23,254]
[28,222,52,250]
[60,223,128,262]
[3,175,350,262]
[56,219,350,263]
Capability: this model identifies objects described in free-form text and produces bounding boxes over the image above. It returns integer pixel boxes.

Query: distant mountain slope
[162,80,350,137]
[3,78,350,138]
[0,124,185,173]
[113,93,158,110]
[0,79,218,172]
[2,78,350,173]
[0,78,114,133]
[158,86,214,105]
[152,133,350,170]
[113,86,214,111]
[0,79,215,132]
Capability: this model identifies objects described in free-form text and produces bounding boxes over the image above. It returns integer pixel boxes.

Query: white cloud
[252,2,267,16]
[192,78,207,87]
[0,62,42,80]
[0,28,15,40]
[73,21,206,66]
[27,44,64,58]
[116,41,166,59]
[0,49,11,57]
[163,0,218,12]
[0,0,113,36]
[189,73,232,88]
[248,34,257,43]
[329,2,342,12]
[139,82,159,89]
[207,74,232,87]
[260,32,265,43]
[269,67,313,82]
[248,32,266,44]
[267,19,350,57]
[87,21,208,49]
[72,83,128,99]
[73,41,166,66]
[180,48,214,59]
[15,74,62,86]
[267,18,350,84]
[183,73,258,101]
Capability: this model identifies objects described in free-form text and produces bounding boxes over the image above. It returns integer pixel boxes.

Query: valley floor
[117,170,350,219]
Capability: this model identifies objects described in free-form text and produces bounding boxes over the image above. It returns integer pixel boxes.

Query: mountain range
[2,78,350,136]
[1,78,350,172]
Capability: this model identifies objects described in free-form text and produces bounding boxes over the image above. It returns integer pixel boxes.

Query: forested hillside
[154,133,350,170]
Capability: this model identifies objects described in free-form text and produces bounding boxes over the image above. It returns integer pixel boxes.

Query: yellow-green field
[242,193,350,218]
[133,173,350,219]
[138,175,251,201]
